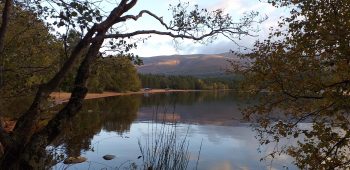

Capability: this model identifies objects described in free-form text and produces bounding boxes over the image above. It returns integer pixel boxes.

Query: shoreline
[50,89,204,103]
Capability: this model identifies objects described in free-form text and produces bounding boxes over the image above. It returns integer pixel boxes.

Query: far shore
[50,89,205,103]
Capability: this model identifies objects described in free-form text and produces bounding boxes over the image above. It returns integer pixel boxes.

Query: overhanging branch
[104,30,212,40]
[103,29,247,41]
[120,10,171,30]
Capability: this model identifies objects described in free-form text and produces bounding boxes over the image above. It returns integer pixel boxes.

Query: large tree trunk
[0,0,13,88]
[10,0,135,148]
[0,27,96,168]
[11,25,96,145]
[0,0,137,167]
[0,0,12,53]
[0,32,106,169]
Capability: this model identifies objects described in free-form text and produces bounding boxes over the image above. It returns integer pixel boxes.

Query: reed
[138,109,190,170]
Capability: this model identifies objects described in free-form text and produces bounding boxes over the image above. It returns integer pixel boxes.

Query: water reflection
[242,90,350,170]
[47,91,297,170]
[3,90,344,169]
[51,95,141,158]
[138,91,246,126]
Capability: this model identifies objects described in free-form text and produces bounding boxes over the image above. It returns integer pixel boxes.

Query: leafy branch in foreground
[235,0,350,169]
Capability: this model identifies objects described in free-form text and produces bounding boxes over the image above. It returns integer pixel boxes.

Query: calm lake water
[50,91,297,170]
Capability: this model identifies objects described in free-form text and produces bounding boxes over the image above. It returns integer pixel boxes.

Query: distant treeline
[139,74,237,90]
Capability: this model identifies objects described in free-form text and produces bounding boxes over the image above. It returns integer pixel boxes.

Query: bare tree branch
[104,29,220,40]
[120,10,171,29]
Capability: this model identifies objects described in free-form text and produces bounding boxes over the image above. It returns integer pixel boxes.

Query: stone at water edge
[63,156,87,164]
[103,154,116,160]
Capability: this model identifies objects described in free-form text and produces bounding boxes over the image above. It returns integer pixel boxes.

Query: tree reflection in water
[244,103,350,169]
[1,91,237,169]
[48,91,230,168]
[47,95,141,166]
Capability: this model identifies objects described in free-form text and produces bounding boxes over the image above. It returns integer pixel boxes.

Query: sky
[103,0,290,57]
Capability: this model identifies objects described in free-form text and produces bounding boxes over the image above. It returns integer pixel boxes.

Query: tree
[0,5,63,144]
[237,0,350,169]
[96,55,141,92]
[0,7,62,98]
[0,0,259,168]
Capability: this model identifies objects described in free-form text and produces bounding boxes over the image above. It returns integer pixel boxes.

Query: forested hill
[137,53,241,77]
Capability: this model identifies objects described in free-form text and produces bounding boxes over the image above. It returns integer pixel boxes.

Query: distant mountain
[137,53,241,77]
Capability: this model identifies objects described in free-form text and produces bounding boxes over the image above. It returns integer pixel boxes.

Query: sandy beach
[50,89,200,103]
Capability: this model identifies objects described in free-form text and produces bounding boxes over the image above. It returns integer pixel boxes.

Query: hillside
[137,53,241,77]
